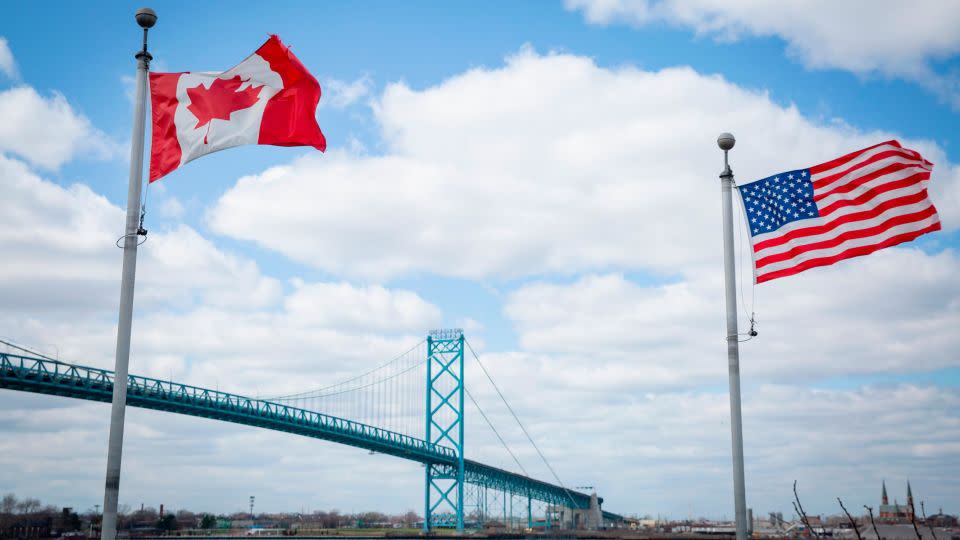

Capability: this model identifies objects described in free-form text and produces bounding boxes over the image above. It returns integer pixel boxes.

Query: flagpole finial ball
[717,132,736,151]
[135,7,157,29]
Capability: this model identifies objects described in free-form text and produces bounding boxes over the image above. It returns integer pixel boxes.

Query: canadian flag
[149,35,326,182]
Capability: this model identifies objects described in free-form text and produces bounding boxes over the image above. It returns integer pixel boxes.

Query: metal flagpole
[717,132,748,540]
[101,8,157,540]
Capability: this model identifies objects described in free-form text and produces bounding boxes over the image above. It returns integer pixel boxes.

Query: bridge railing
[0,352,457,463]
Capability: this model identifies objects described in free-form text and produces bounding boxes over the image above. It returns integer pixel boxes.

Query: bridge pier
[550,491,602,531]
[503,489,507,528]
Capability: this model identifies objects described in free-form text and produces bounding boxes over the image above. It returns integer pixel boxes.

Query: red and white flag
[149,35,326,182]
[739,140,940,283]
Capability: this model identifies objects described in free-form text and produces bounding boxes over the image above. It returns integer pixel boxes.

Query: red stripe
[812,148,924,189]
[255,35,326,152]
[808,140,901,175]
[818,172,930,216]
[148,72,184,182]
[814,161,926,202]
[753,189,933,252]
[756,222,941,283]
[754,205,939,269]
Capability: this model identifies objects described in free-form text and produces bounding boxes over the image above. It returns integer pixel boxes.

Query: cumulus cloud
[2,162,958,517]
[0,155,281,317]
[3,42,958,519]
[0,395,428,513]
[158,196,186,220]
[463,338,960,515]
[501,247,960,390]
[322,75,373,108]
[284,281,441,333]
[0,155,442,394]
[0,157,447,511]
[565,0,960,107]
[207,48,960,281]
[0,86,116,169]
[0,36,17,79]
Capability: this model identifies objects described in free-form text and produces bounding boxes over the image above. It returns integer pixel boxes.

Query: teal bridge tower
[0,329,619,532]
[424,329,466,531]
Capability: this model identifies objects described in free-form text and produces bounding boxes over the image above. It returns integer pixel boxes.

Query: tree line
[1,493,425,537]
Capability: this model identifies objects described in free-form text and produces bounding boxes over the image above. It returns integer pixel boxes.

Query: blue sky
[1,0,959,522]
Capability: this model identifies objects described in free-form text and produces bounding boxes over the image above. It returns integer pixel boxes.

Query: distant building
[878,480,915,523]
[926,511,958,528]
[859,523,955,540]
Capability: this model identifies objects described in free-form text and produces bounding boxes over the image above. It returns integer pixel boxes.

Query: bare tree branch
[838,498,862,540]
[864,505,881,540]
[794,481,820,538]
[909,500,923,540]
[920,501,937,540]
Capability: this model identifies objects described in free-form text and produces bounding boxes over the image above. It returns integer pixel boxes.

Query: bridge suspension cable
[0,338,60,363]
[266,338,426,400]
[263,339,429,440]
[465,338,580,509]
[250,333,582,508]
[465,386,529,476]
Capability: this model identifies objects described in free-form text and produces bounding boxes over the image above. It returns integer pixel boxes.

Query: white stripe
[754,200,936,260]
[812,152,928,193]
[750,182,929,244]
[812,142,912,180]
[755,213,941,276]
[173,53,282,167]
[813,164,930,211]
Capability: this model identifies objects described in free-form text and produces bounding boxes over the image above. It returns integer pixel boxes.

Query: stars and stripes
[738,140,940,283]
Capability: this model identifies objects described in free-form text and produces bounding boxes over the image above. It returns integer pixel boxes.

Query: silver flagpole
[101,8,156,540]
[717,132,748,540]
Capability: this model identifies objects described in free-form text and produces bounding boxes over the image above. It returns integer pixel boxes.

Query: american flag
[738,140,940,283]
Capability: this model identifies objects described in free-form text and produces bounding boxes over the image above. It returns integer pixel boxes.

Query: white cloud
[2,41,958,519]
[0,156,447,512]
[0,86,116,169]
[462,342,960,515]
[207,48,960,281]
[502,247,960,389]
[323,75,372,108]
[565,0,960,106]
[0,395,428,514]
[284,281,441,333]
[0,36,17,79]
[158,196,185,220]
[0,154,442,395]
[0,155,281,317]
[1,163,958,518]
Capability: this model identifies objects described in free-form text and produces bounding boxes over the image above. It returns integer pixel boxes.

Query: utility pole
[250,496,255,520]
[100,8,156,540]
[717,132,748,540]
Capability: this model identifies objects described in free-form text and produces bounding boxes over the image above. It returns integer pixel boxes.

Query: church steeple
[882,480,889,505]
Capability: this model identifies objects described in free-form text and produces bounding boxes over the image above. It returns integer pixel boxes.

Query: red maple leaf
[186,75,264,143]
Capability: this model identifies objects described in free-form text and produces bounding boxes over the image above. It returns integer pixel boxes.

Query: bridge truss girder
[0,350,605,525]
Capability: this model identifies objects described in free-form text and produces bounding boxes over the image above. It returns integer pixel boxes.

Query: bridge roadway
[0,352,598,510]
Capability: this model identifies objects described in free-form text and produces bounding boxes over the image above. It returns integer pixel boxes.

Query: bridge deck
[0,352,594,509]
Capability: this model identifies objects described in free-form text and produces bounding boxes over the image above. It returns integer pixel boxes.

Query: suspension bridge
[0,329,621,532]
